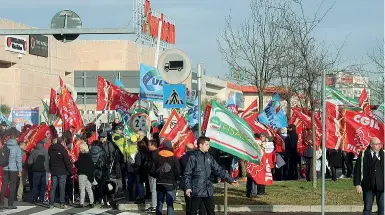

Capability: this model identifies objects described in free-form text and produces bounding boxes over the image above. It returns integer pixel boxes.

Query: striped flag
[230,156,239,179]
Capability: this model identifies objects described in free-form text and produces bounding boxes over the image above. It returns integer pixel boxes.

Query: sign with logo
[158,49,192,84]
[29,35,48,57]
[5,36,27,54]
[129,112,151,133]
[10,107,39,131]
[139,63,167,101]
[163,84,186,109]
[142,0,176,44]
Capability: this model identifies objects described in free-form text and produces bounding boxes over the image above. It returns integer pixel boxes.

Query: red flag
[359,88,371,116]
[325,102,344,150]
[230,157,239,179]
[57,78,83,132]
[96,76,139,112]
[24,124,52,153]
[201,105,211,132]
[246,150,274,185]
[343,109,384,156]
[49,88,59,115]
[162,117,196,159]
[240,99,258,118]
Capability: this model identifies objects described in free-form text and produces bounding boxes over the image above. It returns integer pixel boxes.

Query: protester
[284,124,299,180]
[353,137,384,215]
[327,149,341,182]
[16,141,28,202]
[0,128,22,209]
[48,136,73,209]
[152,140,180,215]
[112,125,128,191]
[131,140,149,204]
[75,142,95,208]
[184,136,238,215]
[99,132,115,174]
[27,141,49,204]
[180,143,206,215]
[89,140,108,206]
[146,139,159,212]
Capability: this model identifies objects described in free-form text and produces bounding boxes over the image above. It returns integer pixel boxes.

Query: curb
[118,203,375,213]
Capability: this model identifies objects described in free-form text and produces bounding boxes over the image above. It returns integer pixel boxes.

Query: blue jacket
[184,150,234,197]
[3,139,22,172]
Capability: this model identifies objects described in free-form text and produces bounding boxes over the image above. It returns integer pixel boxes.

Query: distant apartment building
[326,71,370,101]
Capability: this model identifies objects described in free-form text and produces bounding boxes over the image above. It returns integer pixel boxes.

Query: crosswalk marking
[0,206,35,214]
[76,207,111,215]
[29,205,74,215]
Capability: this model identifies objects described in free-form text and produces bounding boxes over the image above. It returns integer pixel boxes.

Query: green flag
[326,86,359,107]
[205,100,263,164]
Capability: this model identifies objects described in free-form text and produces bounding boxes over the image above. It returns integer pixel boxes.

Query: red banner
[246,150,274,186]
[343,109,384,156]
[49,88,59,116]
[240,99,258,119]
[96,76,139,112]
[23,124,52,153]
[162,117,195,159]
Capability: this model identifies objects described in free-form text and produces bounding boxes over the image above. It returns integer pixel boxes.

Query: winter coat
[327,149,341,168]
[89,142,108,180]
[152,149,180,192]
[131,151,149,183]
[285,130,298,153]
[75,153,95,182]
[28,142,49,172]
[354,148,384,192]
[48,143,73,176]
[148,149,159,178]
[2,139,22,172]
[102,141,115,165]
[184,150,234,197]
[179,150,194,189]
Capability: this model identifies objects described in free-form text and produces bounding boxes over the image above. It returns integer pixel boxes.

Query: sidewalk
[118,203,373,213]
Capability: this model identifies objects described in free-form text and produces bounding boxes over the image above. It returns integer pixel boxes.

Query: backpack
[0,146,10,167]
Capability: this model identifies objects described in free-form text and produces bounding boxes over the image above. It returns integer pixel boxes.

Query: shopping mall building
[0,18,293,115]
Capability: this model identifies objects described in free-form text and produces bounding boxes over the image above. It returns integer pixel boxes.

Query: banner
[258,93,288,129]
[343,109,384,155]
[326,86,359,107]
[374,104,384,124]
[247,148,274,185]
[139,64,167,101]
[11,107,39,131]
[97,76,139,113]
[205,100,263,164]
[240,99,258,119]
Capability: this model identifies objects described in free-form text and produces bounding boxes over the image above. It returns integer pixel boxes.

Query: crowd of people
[0,118,383,215]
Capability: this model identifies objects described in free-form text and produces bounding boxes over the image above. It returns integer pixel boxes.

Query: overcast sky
[0,0,383,77]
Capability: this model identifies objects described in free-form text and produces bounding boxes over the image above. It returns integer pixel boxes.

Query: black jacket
[131,151,149,183]
[48,143,73,176]
[75,153,95,182]
[90,142,108,180]
[184,150,234,197]
[148,149,159,178]
[179,150,194,189]
[152,149,180,191]
[285,130,298,153]
[353,148,384,192]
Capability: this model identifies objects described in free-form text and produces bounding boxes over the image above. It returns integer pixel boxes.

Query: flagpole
[321,69,326,215]
[197,64,202,136]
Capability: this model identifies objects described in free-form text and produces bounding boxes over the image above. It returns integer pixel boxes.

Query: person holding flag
[184,136,238,215]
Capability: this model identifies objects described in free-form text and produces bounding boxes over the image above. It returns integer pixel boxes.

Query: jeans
[363,190,384,215]
[305,157,312,181]
[79,175,94,205]
[0,171,18,206]
[136,182,145,199]
[50,175,67,205]
[127,172,136,201]
[156,190,176,215]
[32,172,47,202]
[149,176,156,207]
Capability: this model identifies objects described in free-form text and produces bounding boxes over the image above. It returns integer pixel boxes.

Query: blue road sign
[163,84,186,109]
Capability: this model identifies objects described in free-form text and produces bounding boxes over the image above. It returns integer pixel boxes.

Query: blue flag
[258,93,288,129]
[114,78,125,88]
[186,98,199,127]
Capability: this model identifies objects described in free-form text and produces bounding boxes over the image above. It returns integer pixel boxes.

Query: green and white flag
[205,100,263,164]
[326,86,359,107]
[374,103,384,124]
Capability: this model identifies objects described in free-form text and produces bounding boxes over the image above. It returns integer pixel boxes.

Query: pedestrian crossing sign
[163,84,186,109]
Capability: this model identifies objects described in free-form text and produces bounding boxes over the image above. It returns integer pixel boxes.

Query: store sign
[5,36,27,54]
[29,35,48,57]
[142,0,176,44]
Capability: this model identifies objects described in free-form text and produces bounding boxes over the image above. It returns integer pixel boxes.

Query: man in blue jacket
[0,128,22,209]
[184,136,238,215]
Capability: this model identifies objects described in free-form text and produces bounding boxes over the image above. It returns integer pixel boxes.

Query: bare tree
[281,0,342,188]
[367,39,384,104]
[218,0,289,111]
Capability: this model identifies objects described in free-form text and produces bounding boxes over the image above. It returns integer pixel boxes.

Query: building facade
[326,71,370,101]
